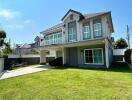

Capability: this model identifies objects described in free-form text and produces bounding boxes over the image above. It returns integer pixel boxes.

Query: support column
[40,50,46,64]
[62,47,66,65]
[105,39,109,68]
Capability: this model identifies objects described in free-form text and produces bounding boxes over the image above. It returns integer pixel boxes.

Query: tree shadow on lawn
[52,62,132,73]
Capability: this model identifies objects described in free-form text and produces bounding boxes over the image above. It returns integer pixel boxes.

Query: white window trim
[83,25,91,39]
[84,48,104,65]
[93,22,102,37]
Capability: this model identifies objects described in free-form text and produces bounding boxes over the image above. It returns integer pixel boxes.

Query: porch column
[40,50,46,64]
[62,47,66,65]
[105,39,109,68]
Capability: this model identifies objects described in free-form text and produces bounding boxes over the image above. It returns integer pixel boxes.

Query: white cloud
[5,24,24,29]
[24,19,32,24]
[0,9,21,20]
[4,19,34,30]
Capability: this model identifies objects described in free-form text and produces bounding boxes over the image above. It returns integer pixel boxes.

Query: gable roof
[84,11,110,19]
[61,9,84,21]
[34,35,43,41]
[41,10,114,35]
[40,23,63,34]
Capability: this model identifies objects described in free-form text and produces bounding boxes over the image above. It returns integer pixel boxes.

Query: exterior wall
[65,47,78,66]
[40,50,46,64]
[40,49,58,64]
[39,11,114,68]
[46,49,56,58]
[63,12,80,42]
[40,13,113,47]
[0,58,4,73]
[63,13,112,43]
[65,44,106,68]
[108,42,113,66]
[56,51,62,58]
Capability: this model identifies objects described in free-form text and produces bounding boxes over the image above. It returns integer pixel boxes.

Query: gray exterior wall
[65,44,106,68]
[108,43,113,66]
[65,47,78,66]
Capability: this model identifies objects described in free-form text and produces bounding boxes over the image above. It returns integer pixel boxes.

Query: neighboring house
[33,35,43,48]
[39,9,114,68]
[14,43,39,55]
[15,43,31,55]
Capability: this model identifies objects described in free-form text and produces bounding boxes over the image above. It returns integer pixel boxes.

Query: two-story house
[39,9,114,68]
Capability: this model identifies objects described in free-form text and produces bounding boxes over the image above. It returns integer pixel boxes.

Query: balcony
[40,35,77,46]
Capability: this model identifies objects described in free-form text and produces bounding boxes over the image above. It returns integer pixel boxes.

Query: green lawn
[0,62,132,100]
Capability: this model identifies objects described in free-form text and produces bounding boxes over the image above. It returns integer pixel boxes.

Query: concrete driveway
[0,65,52,80]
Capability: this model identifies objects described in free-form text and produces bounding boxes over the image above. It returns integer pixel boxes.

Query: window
[84,48,103,64]
[68,21,77,42]
[84,49,93,63]
[45,32,62,45]
[54,32,62,44]
[82,23,90,39]
[93,19,102,37]
[70,14,73,20]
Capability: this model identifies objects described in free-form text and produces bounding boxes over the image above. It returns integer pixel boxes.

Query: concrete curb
[0,71,5,78]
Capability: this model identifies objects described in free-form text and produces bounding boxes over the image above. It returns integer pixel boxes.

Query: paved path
[0,65,51,80]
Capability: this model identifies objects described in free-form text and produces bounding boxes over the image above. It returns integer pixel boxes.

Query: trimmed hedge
[124,49,132,64]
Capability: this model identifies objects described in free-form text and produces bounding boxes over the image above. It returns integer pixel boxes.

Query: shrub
[124,49,132,64]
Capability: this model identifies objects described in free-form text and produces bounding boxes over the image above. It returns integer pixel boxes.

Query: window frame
[93,18,103,38]
[82,23,91,40]
[68,21,77,42]
[84,48,104,65]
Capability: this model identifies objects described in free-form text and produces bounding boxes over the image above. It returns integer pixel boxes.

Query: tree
[2,42,12,56]
[114,38,128,49]
[0,30,6,46]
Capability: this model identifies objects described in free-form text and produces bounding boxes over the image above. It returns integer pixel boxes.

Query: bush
[124,49,132,64]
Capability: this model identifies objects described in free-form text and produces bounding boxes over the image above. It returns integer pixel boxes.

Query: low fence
[0,58,4,73]
[8,54,40,64]
[113,49,126,62]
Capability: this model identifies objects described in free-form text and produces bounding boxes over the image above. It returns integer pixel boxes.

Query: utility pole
[126,25,130,49]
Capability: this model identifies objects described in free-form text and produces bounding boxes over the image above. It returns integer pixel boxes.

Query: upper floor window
[70,14,73,20]
[93,19,102,37]
[45,32,62,45]
[68,21,77,42]
[54,32,62,44]
[82,23,90,40]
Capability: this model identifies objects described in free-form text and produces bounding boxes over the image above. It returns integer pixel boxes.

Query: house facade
[39,9,114,68]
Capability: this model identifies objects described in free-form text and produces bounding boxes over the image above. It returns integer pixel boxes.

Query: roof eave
[61,9,84,21]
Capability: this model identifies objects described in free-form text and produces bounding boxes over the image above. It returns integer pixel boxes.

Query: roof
[40,23,63,34]
[41,10,113,35]
[16,43,31,49]
[84,11,111,19]
[61,9,84,21]
[34,35,43,41]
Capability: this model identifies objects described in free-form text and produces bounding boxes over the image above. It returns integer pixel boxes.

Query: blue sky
[0,0,132,47]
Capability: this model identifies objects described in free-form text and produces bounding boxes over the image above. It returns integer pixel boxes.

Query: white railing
[40,36,67,46]
[40,35,78,46]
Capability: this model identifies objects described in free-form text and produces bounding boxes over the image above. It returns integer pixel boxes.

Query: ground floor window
[84,48,103,64]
